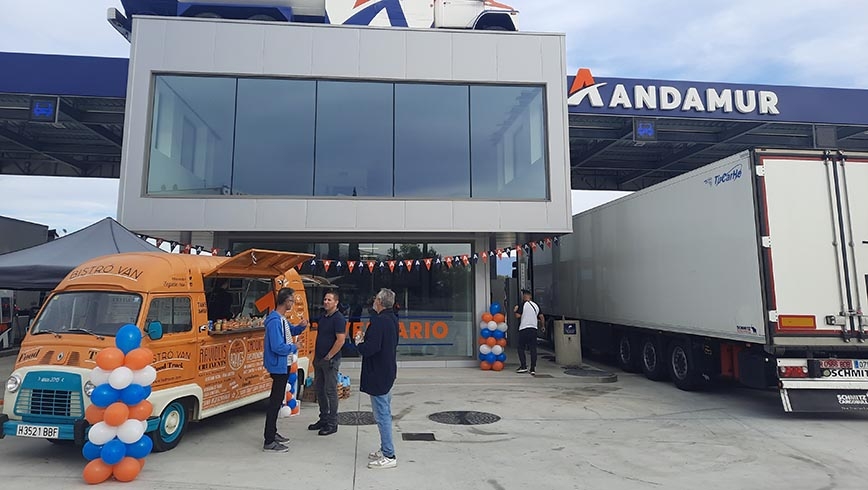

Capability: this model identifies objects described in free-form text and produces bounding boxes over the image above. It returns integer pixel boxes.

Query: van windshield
[31,292,143,336]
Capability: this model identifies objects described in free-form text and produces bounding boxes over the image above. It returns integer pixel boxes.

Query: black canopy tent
[0,217,162,290]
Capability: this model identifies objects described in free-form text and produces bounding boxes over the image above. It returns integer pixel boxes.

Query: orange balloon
[113,457,142,482]
[480,361,491,371]
[493,313,505,323]
[83,459,113,484]
[95,347,125,371]
[481,313,493,323]
[124,348,154,371]
[104,402,130,427]
[85,404,106,425]
[492,361,504,371]
[128,400,153,421]
[497,338,507,348]
[477,337,486,345]
[485,337,497,347]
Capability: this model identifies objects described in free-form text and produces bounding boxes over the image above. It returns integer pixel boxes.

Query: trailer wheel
[616,332,640,372]
[667,339,703,391]
[149,400,190,452]
[640,336,667,380]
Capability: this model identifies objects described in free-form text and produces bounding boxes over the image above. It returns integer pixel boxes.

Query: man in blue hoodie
[263,287,308,452]
[355,288,399,469]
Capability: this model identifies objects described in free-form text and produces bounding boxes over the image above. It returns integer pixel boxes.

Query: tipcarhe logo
[704,164,743,188]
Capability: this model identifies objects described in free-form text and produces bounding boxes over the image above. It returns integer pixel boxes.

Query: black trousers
[315,357,341,428]
[517,328,538,370]
[263,368,289,444]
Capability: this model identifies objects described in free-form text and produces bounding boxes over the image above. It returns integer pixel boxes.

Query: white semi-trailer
[534,149,868,412]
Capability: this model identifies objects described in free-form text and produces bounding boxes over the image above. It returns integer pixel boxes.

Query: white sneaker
[368,450,383,461]
[368,455,397,469]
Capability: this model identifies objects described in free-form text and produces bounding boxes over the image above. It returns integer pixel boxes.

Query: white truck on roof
[534,149,868,412]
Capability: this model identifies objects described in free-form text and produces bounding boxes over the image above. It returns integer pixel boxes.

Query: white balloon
[479,321,489,331]
[90,367,111,386]
[141,420,149,433]
[487,321,498,331]
[497,322,508,332]
[88,422,117,446]
[478,344,491,355]
[132,365,157,386]
[491,345,503,355]
[108,366,134,390]
[278,406,292,418]
[117,419,146,444]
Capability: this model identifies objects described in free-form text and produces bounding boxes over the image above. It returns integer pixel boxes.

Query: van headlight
[6,374,21,393]
[84,380,95,397]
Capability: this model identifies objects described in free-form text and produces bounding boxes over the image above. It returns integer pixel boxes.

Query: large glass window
[470,85,548,199]
[145,297,193,334]
[233,79,316,196]
[231,240,474,358]
[31,292,143,336]
[314,81,394,197]
[148,76,236,195]
[394,84,470,197]
[147,75,547,200]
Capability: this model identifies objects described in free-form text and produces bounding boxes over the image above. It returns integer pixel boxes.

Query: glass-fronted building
[118,17,572,362]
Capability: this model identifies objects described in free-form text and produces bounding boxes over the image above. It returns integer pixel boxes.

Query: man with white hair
[355,288,399,469]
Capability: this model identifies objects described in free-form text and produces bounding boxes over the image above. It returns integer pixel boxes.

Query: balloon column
[478,303,508,371]
[279,346,301,418]
[83,324,157,485]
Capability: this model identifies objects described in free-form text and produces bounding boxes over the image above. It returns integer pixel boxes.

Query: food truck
[1,249,314,451]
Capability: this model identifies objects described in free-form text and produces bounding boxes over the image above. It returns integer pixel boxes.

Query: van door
[145,295,197,388]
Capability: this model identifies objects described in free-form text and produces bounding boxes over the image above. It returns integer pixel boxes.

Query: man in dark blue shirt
[308,291,346,436]
[356,288,399,469]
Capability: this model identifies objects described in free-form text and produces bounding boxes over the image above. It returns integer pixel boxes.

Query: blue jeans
[370,391,395,458]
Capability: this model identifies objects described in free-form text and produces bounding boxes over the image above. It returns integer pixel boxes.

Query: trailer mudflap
[780,387,868,412]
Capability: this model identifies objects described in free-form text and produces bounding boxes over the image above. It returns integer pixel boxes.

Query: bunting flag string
[134,231,564,274]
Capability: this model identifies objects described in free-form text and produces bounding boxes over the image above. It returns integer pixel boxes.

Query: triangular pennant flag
[472,253,479,264]
[462,255,470,266]
[415,259,421,268]
[310,259,317,269]
[404,259,413,271]
[546,237,553,248]
[211,247,219,255]
[531,242,537,251]
[496,249,503,260]
[336,261,342,270]
[481,251,488,263]
[182,244,192,254]
[387,260,396,273]
[515,245,523,256]
[554,236,560,246]
[156,238,164,247]
[379,261,386,272]
[295,262,303,270]
[424,258,433,270]
[170,241,178,252]
[445,257,453,268]
[195,245,204,255]
[323,260,332,272]
[523,244,531,254]
[225,250,233,257]
[348,261,356,274]
[435,258,442,267]
[538,240,545,250]
[367,261,376,273]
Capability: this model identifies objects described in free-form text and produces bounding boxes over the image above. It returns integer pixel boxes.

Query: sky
[1,0,868,232]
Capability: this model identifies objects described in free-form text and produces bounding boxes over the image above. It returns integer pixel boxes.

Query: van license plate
[16,424,59,438]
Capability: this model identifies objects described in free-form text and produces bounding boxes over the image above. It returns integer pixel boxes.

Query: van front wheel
[150,400,188,452]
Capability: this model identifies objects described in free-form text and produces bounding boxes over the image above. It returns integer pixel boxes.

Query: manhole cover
[428,411,501,425]
[564,367,604,377]
[337,411,376,426]
[532,374,554,378]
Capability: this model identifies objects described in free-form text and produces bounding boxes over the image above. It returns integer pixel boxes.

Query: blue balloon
[288,398,298,409]
[480,328,492,338]
[91,384,121,408]
[120,384,146,405]
[125,435,153,459]
[489,302,502,315]
[141,384,152,399]
[496,353,506,362]
[100,438,126,465]
[484,352,496,364]
[478,353,486,361]
[115,324,142,354]
[288,373,298,384]
[288,384,295,394]
[492,330,505,340]
[82,441,102,461]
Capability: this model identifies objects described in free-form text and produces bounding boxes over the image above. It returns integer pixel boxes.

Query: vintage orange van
[1,249,313,451]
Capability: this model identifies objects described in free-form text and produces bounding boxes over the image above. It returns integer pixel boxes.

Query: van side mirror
[147,321,164,340]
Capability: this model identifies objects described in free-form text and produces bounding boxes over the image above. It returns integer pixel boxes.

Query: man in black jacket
[355,288,399,469]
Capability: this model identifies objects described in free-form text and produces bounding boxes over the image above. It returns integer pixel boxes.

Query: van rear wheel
[150,400,189,452]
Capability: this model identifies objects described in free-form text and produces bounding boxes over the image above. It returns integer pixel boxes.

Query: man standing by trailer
[308,291,346,436]
[514,289,543,375]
